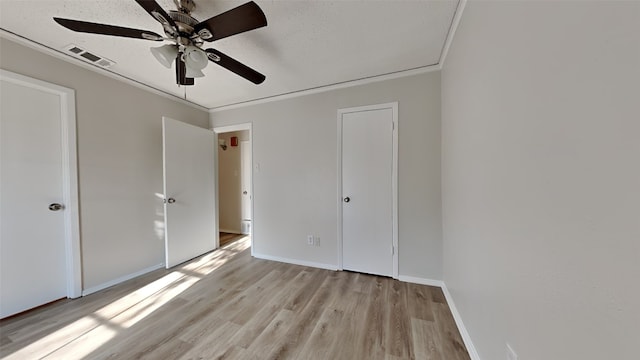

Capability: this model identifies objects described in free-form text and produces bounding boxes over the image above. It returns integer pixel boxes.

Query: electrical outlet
[314,236,320,246]
[307,235,314,245]
[506,343,518,360]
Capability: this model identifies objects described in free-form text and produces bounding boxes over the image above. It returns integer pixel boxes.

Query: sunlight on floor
[3,238,250,360]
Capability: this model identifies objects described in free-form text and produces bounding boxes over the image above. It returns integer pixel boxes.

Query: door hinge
[392,122,395,130]
[391,245,395,255]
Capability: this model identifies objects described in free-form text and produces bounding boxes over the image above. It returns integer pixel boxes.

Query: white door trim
[337,102,399,279]
[213,123,253,255]
[240,140,252,226]
[1,69,82,298]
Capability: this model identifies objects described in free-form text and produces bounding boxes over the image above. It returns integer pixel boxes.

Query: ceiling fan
[54,0,267,86]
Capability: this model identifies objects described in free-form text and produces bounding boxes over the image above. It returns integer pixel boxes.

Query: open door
[162,117,216,268]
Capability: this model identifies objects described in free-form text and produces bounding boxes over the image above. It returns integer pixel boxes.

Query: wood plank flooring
[0,238,470,360]
[219,232,246,248]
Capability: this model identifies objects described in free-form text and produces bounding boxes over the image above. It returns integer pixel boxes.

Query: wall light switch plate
[307,235,314,245]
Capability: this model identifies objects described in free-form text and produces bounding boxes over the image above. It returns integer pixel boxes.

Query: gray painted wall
[211,71,442,280]
[441,2,640,359]
[1,37,209,290]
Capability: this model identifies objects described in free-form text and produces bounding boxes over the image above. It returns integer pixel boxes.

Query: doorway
[337,102,398,278]
[0,70,81,318]
[214,123,253,252]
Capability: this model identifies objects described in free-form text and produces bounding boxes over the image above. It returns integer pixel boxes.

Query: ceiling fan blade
[134,0,178,34]
[195,1,267,42]
[175,54,195,86]
[205,48,265,84]
[54,18,163,41]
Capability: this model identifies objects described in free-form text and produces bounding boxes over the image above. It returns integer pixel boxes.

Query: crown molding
[2,0,467,114]
[209,64,441,113]
[439,0,467,67]
[0,29,207,112]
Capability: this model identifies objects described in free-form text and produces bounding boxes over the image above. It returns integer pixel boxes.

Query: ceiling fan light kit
[183,46,208,78]
[150,44,178,68]
[53,0,267,86]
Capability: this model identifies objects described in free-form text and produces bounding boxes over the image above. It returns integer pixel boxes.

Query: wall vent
[62,44,115,68]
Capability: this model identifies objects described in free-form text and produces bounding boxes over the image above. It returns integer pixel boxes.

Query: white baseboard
[252,253,338,271]
[398,275,480,360]
[398,275,444,287]
[219,228,242,234]
[82,263,164,296]
[440,283,481,360]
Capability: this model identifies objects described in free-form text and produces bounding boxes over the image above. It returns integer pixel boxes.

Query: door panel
[163,118,216,269]
[341,108,393,277]
[0,80,67,318]
[241,140,251,221]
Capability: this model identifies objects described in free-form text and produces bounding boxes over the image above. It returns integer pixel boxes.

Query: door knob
[166,198,176,204]
[243,191,248,195]
[343,197,350,203]
[48,203,64,211]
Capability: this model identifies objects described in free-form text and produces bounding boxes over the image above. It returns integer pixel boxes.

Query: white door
[162,117,216,268]
[0,72,79,318]
[240,140,251,222]
[340,105,397,277]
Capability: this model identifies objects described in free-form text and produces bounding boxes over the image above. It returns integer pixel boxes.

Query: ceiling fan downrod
[174,0,196,15]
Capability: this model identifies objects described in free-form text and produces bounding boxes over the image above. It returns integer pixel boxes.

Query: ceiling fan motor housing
[169,12,196,35]
[167,11,212,45]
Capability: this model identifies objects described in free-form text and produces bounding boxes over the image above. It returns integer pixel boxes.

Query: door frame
[240,139,252,231]
[1,69,82,298]
[213,122,253,255]
[337,102,398,279]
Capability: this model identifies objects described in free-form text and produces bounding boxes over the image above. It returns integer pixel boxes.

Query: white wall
[0,37,209,290]
[441,2,640,359]
[211,72,443,279]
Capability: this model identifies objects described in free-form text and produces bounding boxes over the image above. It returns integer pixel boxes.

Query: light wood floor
[219,232,247,248]
[0,238,470,360]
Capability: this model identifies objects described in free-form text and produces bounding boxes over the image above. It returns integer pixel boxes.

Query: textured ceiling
[0,0,459,109]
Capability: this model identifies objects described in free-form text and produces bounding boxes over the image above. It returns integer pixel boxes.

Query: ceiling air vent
[62,44,115,68]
